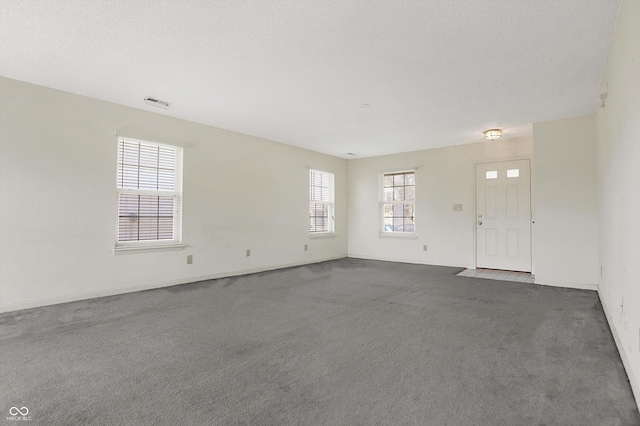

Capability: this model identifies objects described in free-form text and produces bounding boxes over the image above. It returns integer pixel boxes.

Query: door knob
[478,221,483,225]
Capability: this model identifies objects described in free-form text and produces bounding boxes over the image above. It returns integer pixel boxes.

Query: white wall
[532,115,599,290]
[0,77,348,312]
[595,0,640,404]
[347,138,533,268]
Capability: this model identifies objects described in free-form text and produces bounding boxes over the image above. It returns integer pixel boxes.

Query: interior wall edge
[533,279,598,292]
[599,288,640,410]
[346,254,473,270]
[0,255,347,314]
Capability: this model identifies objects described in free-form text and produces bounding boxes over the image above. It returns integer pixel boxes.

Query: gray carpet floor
[1,258,638,425]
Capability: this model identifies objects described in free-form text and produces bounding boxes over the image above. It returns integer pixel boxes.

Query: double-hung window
[116,137,183,249]
[309,169,335,235]
[381,170,415,234]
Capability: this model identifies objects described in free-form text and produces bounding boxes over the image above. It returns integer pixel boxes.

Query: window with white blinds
[116,137,183,246]
[309,169,335,234]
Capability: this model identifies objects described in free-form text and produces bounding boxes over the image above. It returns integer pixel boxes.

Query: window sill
[310,232,336,239]
[378,233,417,240]
[113,243,186,255]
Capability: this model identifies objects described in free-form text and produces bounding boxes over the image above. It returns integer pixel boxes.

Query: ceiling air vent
[144,97,169,109]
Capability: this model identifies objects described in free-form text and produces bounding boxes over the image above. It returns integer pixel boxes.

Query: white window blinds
[116,137,182,245]
[309,169,335,234]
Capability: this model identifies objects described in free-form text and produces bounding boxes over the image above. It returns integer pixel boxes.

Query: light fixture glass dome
[483,129,502,141]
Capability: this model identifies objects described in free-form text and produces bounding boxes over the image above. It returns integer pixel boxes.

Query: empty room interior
[1,1,639,424]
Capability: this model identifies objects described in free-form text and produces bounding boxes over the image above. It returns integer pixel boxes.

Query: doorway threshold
[457,268,534,284]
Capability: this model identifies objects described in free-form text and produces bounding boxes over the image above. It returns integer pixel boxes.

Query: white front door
[476,159,531,272]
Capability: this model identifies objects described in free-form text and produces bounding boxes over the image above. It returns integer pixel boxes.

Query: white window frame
[379,169,416,238]
[114,136,184,254]
[309,169,335,237]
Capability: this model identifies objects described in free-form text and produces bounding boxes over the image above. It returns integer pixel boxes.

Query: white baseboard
[0,256,346,313]
[598,289,640,412]
[533,278,598,291]
[347,253,472,270]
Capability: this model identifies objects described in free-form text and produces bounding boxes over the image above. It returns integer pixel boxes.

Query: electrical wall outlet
[423,245,428,251]
[187,255,193,264]
[304,244,308,251]
[452,204,463,211]
[246,249,251,257]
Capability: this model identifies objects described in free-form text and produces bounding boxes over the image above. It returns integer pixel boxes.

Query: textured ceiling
[0,0,620,158]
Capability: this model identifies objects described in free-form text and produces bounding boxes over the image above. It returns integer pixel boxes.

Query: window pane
[309,203,329,233]
[405,186,415,201]
[310,170,330,202]
[404,203,414,220]
[118,216,138,241]
[406,173,415,185]
[382,202,415,233]
[158,197,174,216]
[507,169,520,178]
[158,146,175,167]
[138,144,155,166]
[117,193,174,242]
[138,217,158,240]
[120,144,139,165]
[157,217,174,239]
[486,170,498,179]
[118,164,138,189]
[117,138,177,191]
[118,193,138,216]
[158,169,175,191]
[140,167,159,190]
[383,171,414,203]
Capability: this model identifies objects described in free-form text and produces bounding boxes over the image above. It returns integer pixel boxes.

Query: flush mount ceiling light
[483,128,502,141]
[144,97,170,109]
